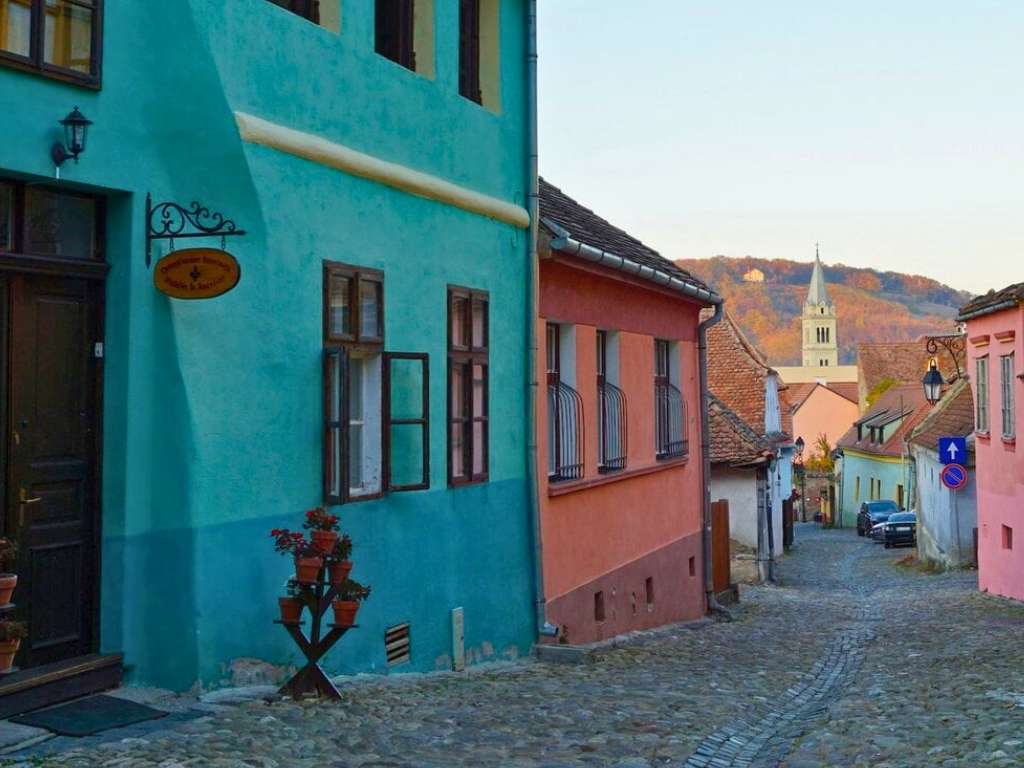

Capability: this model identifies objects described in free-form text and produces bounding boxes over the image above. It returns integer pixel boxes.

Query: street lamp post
[794,437,806,523]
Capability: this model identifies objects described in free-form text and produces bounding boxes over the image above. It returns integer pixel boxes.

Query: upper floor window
[547,323,583,482]
[458,0,499,110]
[596,330,627,472]
[448,287,489,486]
[267,0,340,32]
[976,356,990,433]
[458,0,481,103]
[1001,353,1015,439]
[375,0,433,76]
[0,0,103,87]
[655,339,688,460]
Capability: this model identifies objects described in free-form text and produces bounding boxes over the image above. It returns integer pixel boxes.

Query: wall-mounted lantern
[51,107,92,167]
[922,361,944,405]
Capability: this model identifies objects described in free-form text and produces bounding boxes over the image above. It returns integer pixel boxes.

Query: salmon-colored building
[535,180,721,643]
[787,382,860,453]
[959,284,1024,601]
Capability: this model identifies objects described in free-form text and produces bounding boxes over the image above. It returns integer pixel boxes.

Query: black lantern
[922,361,944,405]
[51,107,92,166]
[794,436,805,458]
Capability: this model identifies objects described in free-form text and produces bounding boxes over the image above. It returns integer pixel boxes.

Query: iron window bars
[655,339,688,459]
[547,323,584,482]
[597,330,627,472]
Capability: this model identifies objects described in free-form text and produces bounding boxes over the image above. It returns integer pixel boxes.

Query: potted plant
[332,578,371,627]
[328,534,353,586]
[0,619,26,673]
[278,581,306,624]
[0,539,16,606]
[271,529,323,584]
[303,507,340,556]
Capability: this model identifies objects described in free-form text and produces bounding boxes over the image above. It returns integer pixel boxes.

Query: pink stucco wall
[792,386,859,454]
[965,307,1024,601]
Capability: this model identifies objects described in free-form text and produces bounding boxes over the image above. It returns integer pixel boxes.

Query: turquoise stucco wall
[0,0,534,689]
[838,452,909,528]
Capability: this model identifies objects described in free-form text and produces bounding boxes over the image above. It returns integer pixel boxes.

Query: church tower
[801,245,838,368]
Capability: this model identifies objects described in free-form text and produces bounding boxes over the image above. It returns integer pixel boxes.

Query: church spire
[806,243,831,307]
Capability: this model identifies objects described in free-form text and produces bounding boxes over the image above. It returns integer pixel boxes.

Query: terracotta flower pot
[329,560,353,586]
[0,574,17,606]
[278,597,303,624]
[332,600,359,627]
[0,639,20,673]
[294,556,323,584]
[311,530,338,556]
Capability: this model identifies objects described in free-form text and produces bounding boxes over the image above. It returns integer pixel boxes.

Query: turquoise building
[0,0,536,694]
[836,385,926,527]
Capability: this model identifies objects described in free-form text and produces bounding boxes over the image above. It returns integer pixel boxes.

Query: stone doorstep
[0,719,52,755]
[534,616,716,665]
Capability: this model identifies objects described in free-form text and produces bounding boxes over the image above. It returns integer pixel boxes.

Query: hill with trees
[676,256,973,365]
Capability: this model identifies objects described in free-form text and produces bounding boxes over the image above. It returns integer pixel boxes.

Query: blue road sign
[941,463,968,491]
[939,436,968,466]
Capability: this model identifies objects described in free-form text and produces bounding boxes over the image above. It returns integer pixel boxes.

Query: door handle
[19,489,41,505]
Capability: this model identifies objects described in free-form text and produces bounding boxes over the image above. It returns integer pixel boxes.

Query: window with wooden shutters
[1001,353,1015,439]
[448,288,488,486]
[458,0,481,103]
[323,262,429,504]
[0,0,103,86]
[976,356,990,433]
[375,0,415,70]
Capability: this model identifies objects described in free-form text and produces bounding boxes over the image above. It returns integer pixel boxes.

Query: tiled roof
[837,385,931,458]
[828,382,860,404]
[538,178,709,292]
[786,381,859,413]
[709,395,772,466]
[705,310,777,433]
[959,282,1024,320]
[907,378,976,460]
[857,341,960,404]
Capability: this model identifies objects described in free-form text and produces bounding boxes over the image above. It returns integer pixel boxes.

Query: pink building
[960,284,1024,600]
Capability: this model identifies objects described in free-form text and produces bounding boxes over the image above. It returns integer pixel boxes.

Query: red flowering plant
[270,529,318,559]
[302,507,339,533]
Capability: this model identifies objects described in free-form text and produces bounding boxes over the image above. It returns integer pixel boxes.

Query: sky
[537,1,1023,295]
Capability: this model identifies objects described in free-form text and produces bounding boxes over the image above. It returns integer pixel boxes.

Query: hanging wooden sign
[154,248,241,299]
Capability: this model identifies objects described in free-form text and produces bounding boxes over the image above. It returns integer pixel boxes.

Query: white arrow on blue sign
[939,437,967,466]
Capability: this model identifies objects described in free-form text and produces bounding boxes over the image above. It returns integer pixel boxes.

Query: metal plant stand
[274,564,356,701]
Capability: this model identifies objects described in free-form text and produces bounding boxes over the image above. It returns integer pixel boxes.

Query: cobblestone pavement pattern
[5,525,1024,767]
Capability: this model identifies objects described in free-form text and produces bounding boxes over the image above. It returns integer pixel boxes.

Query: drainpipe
[699,300,727,616]
[524,0,556,639]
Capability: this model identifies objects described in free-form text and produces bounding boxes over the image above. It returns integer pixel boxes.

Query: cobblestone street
[6,524,1023,768]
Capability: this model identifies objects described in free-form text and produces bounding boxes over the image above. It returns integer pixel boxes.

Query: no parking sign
[941,463,968,491]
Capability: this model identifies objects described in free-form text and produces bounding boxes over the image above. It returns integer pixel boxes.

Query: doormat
[10,694,168,737]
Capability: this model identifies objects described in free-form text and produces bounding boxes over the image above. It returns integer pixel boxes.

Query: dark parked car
[857,500,900,536]
[883,512,917,549]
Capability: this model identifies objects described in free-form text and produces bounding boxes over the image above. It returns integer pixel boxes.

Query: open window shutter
[323,348,350,505]
[384,352,430,492]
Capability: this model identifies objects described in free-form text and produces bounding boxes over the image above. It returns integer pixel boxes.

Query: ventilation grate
[385,622,411,667]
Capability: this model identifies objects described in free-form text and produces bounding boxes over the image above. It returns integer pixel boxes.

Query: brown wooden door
[4,273,102,668]
[711,500,731,594]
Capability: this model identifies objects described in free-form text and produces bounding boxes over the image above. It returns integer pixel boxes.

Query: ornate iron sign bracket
[926,333,967,379]
[145,193,247,267]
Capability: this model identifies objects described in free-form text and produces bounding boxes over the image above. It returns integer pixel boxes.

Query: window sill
[548,456,689,497]
[976,431,991,442]
[449,476,489,489]
[0,53,101,90]
[1003,436,1017,449]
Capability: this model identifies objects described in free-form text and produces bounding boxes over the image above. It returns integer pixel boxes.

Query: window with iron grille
[1001,353,1015,439]
[0,0,103,86]
[597,330,627,472]
[323,262,429,504]
[547,323,583,482]
[976,356,990,433]
[448,287,488,486]
[375,0,416,70]
[655,339,687,459]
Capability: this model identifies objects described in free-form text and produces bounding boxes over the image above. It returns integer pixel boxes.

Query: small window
[594,591,605,622]
[267,0,341,32]
[458,0,481,102]
[645,576,655,604]
[0,0,102,85]
[655,339,687,459]
[0,180,102,260]
[1003,525,1013,550]
[854,477,861,501]
[976,357,990,433]
[448,287,488,486]
[687,557,696,577]
[547,323,583,481]
[597,330,627,472]
[375,0,433,75]
[1001,354,1015,439]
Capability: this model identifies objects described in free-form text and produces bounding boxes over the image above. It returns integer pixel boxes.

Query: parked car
[883,512,917,549]
[857,500,900,536]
